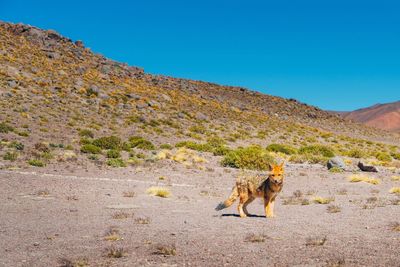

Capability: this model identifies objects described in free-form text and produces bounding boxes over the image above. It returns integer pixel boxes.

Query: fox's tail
[215,186,239,211]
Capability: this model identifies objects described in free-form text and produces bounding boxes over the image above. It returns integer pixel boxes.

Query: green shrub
[391,152,400,160]
[213,145,231,156]
[17,131,29,137]
[375,152,392,162]
[221,145,276,170]
[345,149,365,158]
[3,151,18,161]
[129,136,155,150]
[34,143,49,153]
[266,144,297,155]
[79,138,92,145]
[289,154,328,164]
[107,149,121,158]
[107,158,126,167]
[80,144,102,154]
[175,141,213,152]
[79,129,94,138]
[0,122,13,133]
[93,136,122,149]
[28,159,45,167]
[206,136,226,147]
[88,154,99,160]
[9,141,24,151]
[298,145,335,158]
[160,144,173,149]
[189,125,206,134]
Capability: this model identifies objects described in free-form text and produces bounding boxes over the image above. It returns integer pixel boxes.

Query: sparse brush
[128,136,155,150]
[389,187,400,195]
[389,222,400,232]
[245,233,269,243]
[107,158,126,167]
[348,175,380,185]
[375,152,392,162]
[391,176,400,181]
[104,246,125,258]
[93,136,122,150]
[306,236,327,246]
[58,257,89,267]
[78,129,94,138]
[112,211,131,219]
[153,244,176,256]
[106,149,121,158]
[336,189,347,195]
[3,151,18,161]
[135,216,151,224]
[0,122,14,133]
[327,205,341,213]
[123,191,135,197]
[146,187,171,198]
[28,159,45,167]
[312,196,334,204]
[36,189,50,196]
[104,227,122,241]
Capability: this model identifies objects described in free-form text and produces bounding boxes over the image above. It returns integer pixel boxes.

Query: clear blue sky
[1,0,399,111]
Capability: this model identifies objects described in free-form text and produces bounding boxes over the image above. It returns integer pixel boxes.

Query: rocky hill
[0,21,399,169]
[342,101,400,133]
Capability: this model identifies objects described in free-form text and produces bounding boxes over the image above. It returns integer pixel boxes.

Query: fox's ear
[268,164,273,171]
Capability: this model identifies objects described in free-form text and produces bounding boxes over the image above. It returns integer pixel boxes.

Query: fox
[215,163,284,218]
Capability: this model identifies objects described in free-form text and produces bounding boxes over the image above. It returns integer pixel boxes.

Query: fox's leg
[264,197,274,218]
[268,200,275,218]
[243,196,255,216]
[238,192,249,218]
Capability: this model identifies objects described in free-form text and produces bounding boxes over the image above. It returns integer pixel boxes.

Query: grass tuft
[146,187,171,198]
[348,175,380,185]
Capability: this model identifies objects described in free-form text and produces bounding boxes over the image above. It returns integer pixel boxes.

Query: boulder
[327,156,346,170]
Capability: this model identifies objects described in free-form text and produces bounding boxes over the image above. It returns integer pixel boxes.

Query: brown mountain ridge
[342,101,400,133]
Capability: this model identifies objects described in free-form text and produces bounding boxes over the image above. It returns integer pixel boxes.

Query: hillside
[0,21,399,170]
[1,22,400,267]
[343,101,400,133]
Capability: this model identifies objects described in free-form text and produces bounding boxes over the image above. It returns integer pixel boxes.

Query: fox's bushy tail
[215,186,239,211]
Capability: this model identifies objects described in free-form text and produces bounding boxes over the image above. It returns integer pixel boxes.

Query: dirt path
[0,163,399,266]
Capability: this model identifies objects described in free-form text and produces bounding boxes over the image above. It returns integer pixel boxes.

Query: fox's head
[268,162,284,185]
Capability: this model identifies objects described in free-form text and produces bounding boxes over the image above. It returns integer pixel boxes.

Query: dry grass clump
[135,216,151,224]
[348,174,380,185]
[306,236,327,246]
[312,196,334,204]
[112,211,132,219]
[244,233,269,243]
[391,176,400,181]
[104,246,126,258]
[58,257,89,267]
[123,191,135,198]
[153,244,177,256]
[146,186,171,198]
[283,190,310,205]
[36,189,50,196]
[389,222,400,232]
[336,188,347,195]
[104,226,122,241]
[389,187,400,195]
[327,204,341,213]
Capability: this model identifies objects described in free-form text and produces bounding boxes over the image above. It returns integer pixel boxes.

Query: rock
[88,85,99,95]
[136,101,147,110]
[74,40,84,47]
[358,162,378,172]
[195,112,209,121]
[7,80,17,88]
[327,157,346,170]
[160,93,171,102]
[126,93,141,100]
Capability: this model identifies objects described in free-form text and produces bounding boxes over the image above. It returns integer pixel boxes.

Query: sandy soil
[0,160,399,267]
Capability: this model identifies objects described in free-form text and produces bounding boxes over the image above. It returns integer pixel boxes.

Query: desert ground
[1,158,399,267]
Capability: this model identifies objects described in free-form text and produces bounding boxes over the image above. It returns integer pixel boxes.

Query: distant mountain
[342,101,400,132]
